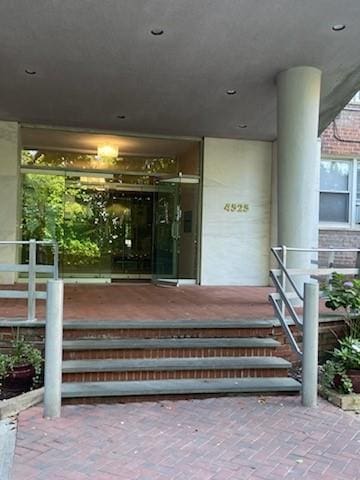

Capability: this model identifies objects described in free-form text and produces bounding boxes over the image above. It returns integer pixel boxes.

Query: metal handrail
[271,247,304,300]
[0,239,59,321]
[269,245,360,359]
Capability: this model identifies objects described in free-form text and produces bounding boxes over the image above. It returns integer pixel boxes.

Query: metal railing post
[53,242,59,280]
[44,279,64,418]
[281,245,287,318]
[28,239,37,321]
[301,282,319,407]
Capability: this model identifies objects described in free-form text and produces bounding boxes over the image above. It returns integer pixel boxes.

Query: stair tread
[62,377,301,397]
[62,337,280,350]
[62,356,291,372]
[61,319,276,329]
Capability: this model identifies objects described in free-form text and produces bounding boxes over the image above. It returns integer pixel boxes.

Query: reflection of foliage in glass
[21,149,177,174]
[22,174,103,266]
[22,173,65,243]
[63,239,100,265]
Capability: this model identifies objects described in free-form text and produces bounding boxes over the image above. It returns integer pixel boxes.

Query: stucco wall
[201,138,272,285]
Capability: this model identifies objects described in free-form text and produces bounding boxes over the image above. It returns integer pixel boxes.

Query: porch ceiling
[0,1,360,141]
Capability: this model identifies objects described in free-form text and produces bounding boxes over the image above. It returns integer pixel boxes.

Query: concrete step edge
[62,337,280,350]
[0,319,277,329]
[62,356,291,372]
[61,319,277,329]
[61,377,301,397]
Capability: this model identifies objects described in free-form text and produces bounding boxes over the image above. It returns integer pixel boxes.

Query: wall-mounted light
[97,145,118,158]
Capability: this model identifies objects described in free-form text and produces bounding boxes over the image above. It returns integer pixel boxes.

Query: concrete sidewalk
[11,396,360,480]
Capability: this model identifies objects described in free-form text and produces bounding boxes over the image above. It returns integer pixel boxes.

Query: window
[319,158,360,227]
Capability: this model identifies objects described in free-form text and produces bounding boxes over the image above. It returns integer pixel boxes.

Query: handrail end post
[301,281,319,408]
[43,279,64,418]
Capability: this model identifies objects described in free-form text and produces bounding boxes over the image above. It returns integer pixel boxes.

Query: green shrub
[324,273,360,338]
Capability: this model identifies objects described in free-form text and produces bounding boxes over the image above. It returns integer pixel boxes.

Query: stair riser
[62,327,274,340]
[62,368,288,382]
[63,347,276,360]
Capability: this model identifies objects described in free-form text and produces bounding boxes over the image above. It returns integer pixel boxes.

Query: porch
[0,284,276,322]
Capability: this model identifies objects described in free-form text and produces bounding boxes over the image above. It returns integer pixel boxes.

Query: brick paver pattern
[0,285,328,321]
[12,396,360,480]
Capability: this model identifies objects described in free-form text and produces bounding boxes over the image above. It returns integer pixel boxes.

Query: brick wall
[320,103,360,254]
[319,230,360,266]
[321,104,360,157]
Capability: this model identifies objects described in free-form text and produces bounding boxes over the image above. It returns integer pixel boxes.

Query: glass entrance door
[152,180,180,284]
[153,175,200,285]
[63,175,154,280]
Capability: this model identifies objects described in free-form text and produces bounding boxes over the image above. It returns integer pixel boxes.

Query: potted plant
[0,334,43,395]
[322,337,360,393]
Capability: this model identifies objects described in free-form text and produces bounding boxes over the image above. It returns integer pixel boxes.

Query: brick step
[61,319,276,339]
[62,356,290,381]
[63,368,289,382]
[63,346,277,360]
[62,337,280,360]
[0,319,276,341]
[62,377,301,399]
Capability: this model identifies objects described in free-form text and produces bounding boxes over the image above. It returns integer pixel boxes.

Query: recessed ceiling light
[116,115,126,119]
[238,124,248,129]
[332,24,346,31]
[226,89,237,95]
[25,69,36,75]
[150,28,164,36]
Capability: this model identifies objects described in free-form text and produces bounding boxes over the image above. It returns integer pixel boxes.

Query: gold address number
[224,203,249,213]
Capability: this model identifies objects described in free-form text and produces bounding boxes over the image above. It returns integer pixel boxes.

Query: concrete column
[302,281,319,407]
[276,66,322,279]
[0,121,21,284]
[44,279,64,418]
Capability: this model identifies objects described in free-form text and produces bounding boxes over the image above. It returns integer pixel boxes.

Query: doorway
[20,128,201,283]
[153,176,199,285]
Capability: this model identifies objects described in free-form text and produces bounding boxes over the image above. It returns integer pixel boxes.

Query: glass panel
[21,172,65,271]
[22,150,177,175]
[109,191,153,277]
[319,192,349,223]
[320,160,350,191]
[178,179,199,279]
[62,176,111,278]
[178,144,200,175]
[153,181,180,281]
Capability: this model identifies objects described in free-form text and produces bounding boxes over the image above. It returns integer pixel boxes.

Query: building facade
[0,2,359,286]
[319,93,360,265]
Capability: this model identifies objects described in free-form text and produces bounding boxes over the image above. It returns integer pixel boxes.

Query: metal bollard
[44,279,64,418]
[28,239,37,321]
[302,282,319,407]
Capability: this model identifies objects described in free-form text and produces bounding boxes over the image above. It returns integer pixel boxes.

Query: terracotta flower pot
[347,369,360,393]
[4,364,35,393]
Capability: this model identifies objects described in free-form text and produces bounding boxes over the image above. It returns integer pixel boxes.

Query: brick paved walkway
[11,396,360,479]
